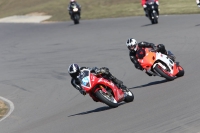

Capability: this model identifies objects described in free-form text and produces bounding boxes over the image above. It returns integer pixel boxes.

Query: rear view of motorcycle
[146,2,159,24]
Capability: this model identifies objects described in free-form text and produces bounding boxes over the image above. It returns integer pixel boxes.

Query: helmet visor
[128,45,137,51]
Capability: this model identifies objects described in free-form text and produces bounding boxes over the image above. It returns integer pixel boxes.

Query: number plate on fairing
[79,70,91,87]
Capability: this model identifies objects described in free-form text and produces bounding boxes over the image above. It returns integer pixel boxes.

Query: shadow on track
[129,79,168,89]
[141,24,154,27]
[68,103,125,117]
[68,106,112,117]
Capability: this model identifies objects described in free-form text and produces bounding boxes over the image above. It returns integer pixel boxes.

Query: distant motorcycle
[136,48,184,81]
[79,68,134,108]
[146,2,159,24]
[70,5,80,24]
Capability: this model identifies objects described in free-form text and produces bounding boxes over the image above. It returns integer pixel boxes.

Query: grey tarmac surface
[0,14,200,133]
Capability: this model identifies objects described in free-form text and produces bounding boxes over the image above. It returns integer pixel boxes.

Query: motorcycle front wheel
[151,12,158,24]
[73,14,80,24]
[154,64,176,81]
[176,65,184,77]
[95,90,118,108]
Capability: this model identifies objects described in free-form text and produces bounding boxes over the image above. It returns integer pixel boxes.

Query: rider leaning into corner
[126,38,175,76]
[141,0,159,17]
[196,0,200,7]
[68,64,128,96]
[68,0,81,19]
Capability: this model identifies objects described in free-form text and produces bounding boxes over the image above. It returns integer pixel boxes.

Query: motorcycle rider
[126,38,175,76]
[68,0,81,19]
[196,0,200,7]
[68,64,128,95]
[141,0,159,17]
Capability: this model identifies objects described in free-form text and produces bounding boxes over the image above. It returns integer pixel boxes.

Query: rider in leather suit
[141,0,159,17]
[196,0,200,7]
[126,38,175,76]
[68,64,127,95]
[68,0,81,19]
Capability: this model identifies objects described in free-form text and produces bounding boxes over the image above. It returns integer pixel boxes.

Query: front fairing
[155,52,174,71]
[154,52,179,75]
[138,48,156,70]
[72,5,79,12]
[96,78,124,102]
[79,69,112,92]
[79,69,93,92]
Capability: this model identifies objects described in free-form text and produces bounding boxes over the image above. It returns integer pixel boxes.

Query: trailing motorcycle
[136,48,184,81]
[146,2,159,24]
[70,5,80,24]
[79,68,134,108]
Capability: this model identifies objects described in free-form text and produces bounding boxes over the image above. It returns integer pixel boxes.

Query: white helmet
[126,38,138,51]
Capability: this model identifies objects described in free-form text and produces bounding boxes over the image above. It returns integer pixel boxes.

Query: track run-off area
[0,14,200,133]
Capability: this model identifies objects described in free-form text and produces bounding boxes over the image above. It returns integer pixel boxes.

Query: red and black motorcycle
[79,68,134,108]
[146,2,159,24]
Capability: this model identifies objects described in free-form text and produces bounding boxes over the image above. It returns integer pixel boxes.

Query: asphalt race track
[1,14,200,133]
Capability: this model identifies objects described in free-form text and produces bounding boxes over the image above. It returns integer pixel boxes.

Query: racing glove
[92,67,101,74]
[100,67,110,74]
[150,43,157,49]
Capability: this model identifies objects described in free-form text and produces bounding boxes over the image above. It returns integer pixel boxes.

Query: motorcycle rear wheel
[176,65,184,77]
[95,90,118,108]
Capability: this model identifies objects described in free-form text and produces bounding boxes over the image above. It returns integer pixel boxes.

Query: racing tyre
[124,88,134,103]
[154,64,176,81]
[176,65,184,77]
[95,90,118,108]
[73,14,80,24]
[152,12,158,24]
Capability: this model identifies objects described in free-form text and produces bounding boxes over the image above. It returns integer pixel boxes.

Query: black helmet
[68,63,80,78]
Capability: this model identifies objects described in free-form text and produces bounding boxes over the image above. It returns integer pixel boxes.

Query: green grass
[0,0,199,21]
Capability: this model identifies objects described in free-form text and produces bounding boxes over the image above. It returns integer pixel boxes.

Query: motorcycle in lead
[78,68,134,108]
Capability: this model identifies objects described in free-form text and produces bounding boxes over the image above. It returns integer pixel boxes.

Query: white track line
[0,96,14,122]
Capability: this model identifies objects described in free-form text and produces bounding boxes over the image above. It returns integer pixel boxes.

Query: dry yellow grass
[0,0,199,21]
[0,100,8,119]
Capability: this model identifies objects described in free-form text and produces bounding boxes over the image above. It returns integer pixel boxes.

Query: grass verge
[0,0,200,21]
[0,100,8,119]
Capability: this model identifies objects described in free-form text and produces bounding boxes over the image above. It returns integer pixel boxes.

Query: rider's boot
[120,84,128,92]
[109,75,127,91]
[110,76,122,86]
[114,78,128,91]
[145,71,153,76]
